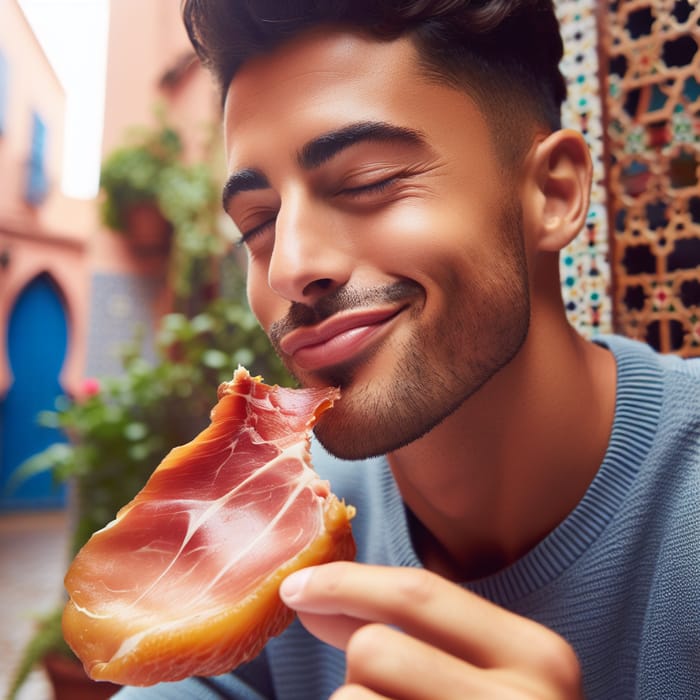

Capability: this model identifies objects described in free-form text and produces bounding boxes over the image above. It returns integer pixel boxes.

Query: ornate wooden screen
[598,0,700,356]
[557,0,613,338]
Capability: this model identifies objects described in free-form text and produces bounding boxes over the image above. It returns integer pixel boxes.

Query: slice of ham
[62,367,355,686]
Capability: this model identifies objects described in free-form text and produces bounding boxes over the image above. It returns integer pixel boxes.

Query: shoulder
[596,334,700,390]
[593,334,699,481]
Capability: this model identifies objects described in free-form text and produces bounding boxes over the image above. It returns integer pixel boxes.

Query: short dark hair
[182,0,567,165]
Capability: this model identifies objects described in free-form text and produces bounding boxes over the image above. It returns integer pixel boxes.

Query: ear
[527,129,592,252]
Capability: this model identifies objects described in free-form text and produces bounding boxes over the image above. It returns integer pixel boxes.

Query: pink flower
[81,377,101,398]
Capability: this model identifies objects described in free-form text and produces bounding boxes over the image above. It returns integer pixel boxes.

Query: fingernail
[280,567,314,604]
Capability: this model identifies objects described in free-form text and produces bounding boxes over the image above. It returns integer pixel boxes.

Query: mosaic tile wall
[556,0,614,337]
[598,0,700,356]
[85,272,160,379]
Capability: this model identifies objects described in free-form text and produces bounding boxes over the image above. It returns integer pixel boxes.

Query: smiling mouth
[279,305,407,372]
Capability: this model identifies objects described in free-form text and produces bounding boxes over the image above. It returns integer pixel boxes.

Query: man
[115,1,700,697]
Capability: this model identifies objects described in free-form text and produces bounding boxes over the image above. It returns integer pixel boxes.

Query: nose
[268,192,352,304]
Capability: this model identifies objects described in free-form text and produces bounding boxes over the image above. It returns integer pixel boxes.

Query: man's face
[223,30,530,459]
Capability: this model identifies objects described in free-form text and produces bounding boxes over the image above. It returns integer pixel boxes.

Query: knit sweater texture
[115,335,700,699]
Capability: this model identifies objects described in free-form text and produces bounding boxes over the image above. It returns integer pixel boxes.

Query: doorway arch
[1,273,68,510]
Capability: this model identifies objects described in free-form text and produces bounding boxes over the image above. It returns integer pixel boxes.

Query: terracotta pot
[124,202,173,256]
[43,653,121,700]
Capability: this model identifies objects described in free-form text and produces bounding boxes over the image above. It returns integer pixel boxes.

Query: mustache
[269,280,421,348]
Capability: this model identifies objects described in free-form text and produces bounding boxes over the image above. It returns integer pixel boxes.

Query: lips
[279,306,405,371]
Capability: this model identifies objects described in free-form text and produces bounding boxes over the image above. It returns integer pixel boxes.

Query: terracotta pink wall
[0,0,93,397]
[101,0,218,155]
[1,0,222,395]
[93,0,220,280]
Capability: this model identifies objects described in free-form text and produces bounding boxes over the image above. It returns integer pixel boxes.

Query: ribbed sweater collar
[377,335,664,604]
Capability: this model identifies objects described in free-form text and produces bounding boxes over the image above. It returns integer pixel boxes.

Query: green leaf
[36,410,61,428]
[233,348,255,367]
[190,313,215,335]
[6,607,74,700]
[202,349,229,369]
[124,422,148,441]
[4,443,74,494]
[128,443,151,461]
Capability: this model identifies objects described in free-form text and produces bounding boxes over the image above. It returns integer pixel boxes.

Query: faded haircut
[181,0,567,167]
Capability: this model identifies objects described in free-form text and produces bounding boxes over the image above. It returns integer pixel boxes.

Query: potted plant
[98,117,225,317]
[7,287,290,699]
[99,122,181,254]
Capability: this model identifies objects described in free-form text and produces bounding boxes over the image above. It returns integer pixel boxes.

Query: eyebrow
[222,121,426,211]
[298,121,425,169]
[221,169,270,211]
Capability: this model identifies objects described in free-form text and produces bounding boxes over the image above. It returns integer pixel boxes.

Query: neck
[387,322,617,582]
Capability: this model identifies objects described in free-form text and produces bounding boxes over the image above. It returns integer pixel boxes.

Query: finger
[342,623,525,700]
[280,562,569,671]
[295,610,365,650]
[294,612,528,696]
[330,685,390,700]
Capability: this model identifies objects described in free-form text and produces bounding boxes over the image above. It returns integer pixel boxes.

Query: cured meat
[62,367,355,686]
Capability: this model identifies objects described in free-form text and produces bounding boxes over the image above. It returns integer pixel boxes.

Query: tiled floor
[0,509,69,700]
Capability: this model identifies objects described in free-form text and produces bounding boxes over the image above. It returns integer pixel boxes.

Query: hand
[280,562,583,699]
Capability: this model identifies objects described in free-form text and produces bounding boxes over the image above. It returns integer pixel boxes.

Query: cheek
[370,203,472,284]
[363,203,444,259]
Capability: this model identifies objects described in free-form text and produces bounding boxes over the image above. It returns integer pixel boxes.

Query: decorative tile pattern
[598,0,700,356]
[556,0,614,337]
[85,273,161,378]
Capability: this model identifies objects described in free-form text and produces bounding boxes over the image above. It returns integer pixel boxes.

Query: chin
[308,365,455,460]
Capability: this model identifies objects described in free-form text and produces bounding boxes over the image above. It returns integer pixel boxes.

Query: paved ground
[0,510,69,700]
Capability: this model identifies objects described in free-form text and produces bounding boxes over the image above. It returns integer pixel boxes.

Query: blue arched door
[0,273,68,510]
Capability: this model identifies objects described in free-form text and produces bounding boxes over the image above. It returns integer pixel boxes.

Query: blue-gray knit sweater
[115,335,700,699]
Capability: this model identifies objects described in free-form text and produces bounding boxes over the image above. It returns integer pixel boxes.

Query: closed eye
[339,176,399,198]
[236,217,277,248]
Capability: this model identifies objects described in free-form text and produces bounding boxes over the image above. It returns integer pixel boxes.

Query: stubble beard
[273,197,531,460]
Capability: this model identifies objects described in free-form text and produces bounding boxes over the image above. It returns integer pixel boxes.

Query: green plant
[99,123,182,232]
[6,609,73,700]
[7,295,290,698]
[9,106,291,697]
[99,117,226,312]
